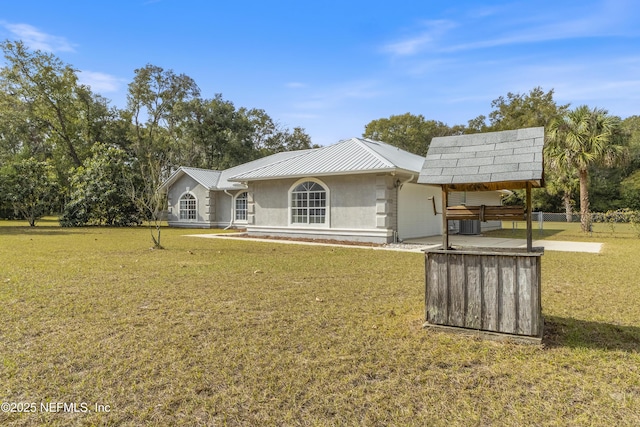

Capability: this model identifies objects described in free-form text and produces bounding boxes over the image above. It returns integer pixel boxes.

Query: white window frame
[179,192,197,221]
[234,191,248,223]
[288,178,330,227]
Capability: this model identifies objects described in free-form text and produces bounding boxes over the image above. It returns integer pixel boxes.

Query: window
[179,193,196,220]
[291,181,326,224]
[235,192,248,221]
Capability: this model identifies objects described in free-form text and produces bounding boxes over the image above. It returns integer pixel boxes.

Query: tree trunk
[563,192,573,222]
[579,169,590,232]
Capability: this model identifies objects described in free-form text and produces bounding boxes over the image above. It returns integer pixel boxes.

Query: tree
[363,113,459,156]
[620,170,640,210]
[621,115,640,172]
[174,96,254,170]
[546,105,626,231]
[0,41,107,169]
[0,158,58,226]
[126,157,167,249]
[488,87,569,131]
[284,126,316,152]
[0,88,48,163]
[126,64,200,248]
[243,108,316,157]
[466,115,489,134]
[172,102,315,170]
[60,143,142,227]
[544,164,579,221]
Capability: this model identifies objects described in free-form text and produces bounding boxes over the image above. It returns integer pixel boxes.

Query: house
[160,137,504,243]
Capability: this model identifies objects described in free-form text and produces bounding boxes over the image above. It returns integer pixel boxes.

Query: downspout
[224,189,235,230]
[394,174,414,243]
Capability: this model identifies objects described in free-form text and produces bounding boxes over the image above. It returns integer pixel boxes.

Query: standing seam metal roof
[160,150,315,191]
[161,138,426,190]
[228,138,425,181]
[168,167,222,190]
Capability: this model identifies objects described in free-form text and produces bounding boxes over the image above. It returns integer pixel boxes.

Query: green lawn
[0,221,639,426]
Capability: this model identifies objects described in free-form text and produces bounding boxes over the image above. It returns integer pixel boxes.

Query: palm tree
[544,164,579,222]
[546,105,625,232]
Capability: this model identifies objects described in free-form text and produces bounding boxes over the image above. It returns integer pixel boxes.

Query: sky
[1,0,639,146]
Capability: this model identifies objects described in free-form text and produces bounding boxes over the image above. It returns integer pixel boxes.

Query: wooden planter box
[425,247,543,340]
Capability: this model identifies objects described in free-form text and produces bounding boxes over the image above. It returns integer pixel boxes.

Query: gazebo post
[526,182,532,252]
[442,185,449,249]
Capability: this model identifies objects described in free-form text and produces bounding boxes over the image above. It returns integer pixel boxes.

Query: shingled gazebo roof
[418,127,545,191]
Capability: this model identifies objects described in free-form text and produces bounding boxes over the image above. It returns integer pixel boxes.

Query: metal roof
[217,149,314,188]
[418,127,545,191]
[228,138,425,181]
[160,167,222,191]
[161,138,426,191]
[159,150,315,191]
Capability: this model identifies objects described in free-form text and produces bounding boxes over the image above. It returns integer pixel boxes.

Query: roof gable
[418,127,545,191]
[160,167,222,191]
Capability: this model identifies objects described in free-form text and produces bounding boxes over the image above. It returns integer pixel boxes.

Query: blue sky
[1,0,639,146]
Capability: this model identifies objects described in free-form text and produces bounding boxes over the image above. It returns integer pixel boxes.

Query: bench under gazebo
[418,127,545,343]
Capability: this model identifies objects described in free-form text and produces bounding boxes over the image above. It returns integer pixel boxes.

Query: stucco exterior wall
[398,183,442,239]
[166,175,215,228]
[213,189,249,228]
[247,179,292,227]
[214,191,232,226]
[166,172,503,239]
[246,173,397,243]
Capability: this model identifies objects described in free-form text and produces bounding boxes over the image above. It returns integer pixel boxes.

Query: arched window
[290,181,327,224]
[235,191,248,221]
[179,193,197,220]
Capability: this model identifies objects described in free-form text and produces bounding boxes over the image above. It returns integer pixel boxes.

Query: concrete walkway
[403,235,603,253]
[187,233,603,254]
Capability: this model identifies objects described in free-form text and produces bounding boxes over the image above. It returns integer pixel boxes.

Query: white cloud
[78,71,125,93]
[2,22,75,52]
[382,20,456,56]
[382,1,639,57]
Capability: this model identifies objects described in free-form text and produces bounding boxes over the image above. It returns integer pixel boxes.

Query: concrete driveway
[188,232,603,254]
[403,235,603,253]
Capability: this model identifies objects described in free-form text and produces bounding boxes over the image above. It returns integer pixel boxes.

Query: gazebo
[417,127,545,343]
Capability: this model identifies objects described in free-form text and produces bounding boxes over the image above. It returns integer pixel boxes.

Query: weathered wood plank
[446,205,525,221]
[516,256,533,335]
[531,256,542,335]
[481,256,498,331]
[528,258,544,336]
[499,257,517,334]
[465,255,482,329]
[448,254,466,327]
[426,254,448,325]
[425,249,543,339]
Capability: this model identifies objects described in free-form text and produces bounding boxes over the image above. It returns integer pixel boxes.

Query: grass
[0,220,639,426]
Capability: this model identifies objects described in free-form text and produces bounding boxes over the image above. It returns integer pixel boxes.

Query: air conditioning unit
[459,219,481,235]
